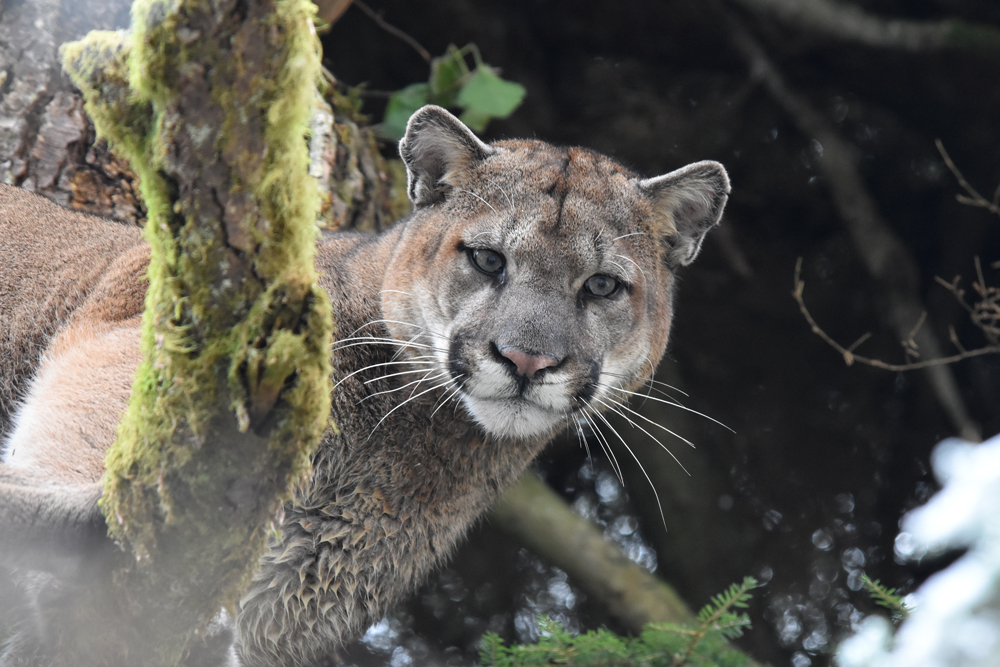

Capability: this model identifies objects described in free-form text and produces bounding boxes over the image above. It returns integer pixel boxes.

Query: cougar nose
[497,345,559,377]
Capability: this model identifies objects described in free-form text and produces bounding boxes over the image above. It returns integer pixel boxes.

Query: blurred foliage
[381,44,525,139]
[479,578,757,667]
[861,575,909,624]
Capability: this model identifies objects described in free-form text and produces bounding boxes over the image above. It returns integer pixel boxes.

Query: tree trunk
[0,0,142,221]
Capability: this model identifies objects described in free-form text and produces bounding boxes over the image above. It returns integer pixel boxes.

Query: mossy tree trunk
[59,0,333,663]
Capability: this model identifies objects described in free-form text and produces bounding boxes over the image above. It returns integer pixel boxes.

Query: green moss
[62,31,154,167]
[61,0,334,652]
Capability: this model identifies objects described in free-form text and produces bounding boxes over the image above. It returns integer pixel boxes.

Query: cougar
[0,105,729,666]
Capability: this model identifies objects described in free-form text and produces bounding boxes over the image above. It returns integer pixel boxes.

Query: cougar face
[383,107,729,441]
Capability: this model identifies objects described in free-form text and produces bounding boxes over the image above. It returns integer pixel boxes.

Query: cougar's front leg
[235,484,423,667]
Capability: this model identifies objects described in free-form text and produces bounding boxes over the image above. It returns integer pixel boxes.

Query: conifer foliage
[480,577,757,667]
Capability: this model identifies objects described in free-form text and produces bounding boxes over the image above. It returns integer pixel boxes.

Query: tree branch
[936,139,1000,217]
[491,473,763,666]
[729,0,1000,58]
[726,13,981,442]
[352,0,431,63]
[793,258,1000,371]
[491,473,692,630]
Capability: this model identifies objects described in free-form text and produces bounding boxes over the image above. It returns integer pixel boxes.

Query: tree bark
[0,0,142,222]
[57,0,333,662]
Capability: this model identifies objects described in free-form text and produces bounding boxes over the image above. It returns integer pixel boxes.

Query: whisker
[601,370,688,398]
[595,400,694,477]
[332,360,437,389]
[330,339,438,355]
[353,319,452,342]
[363,367,444,385]
[610,386,735,433]
[590,406,668,529]
[612,231,646,241]
[456,188,499,216]
[579,406,625,486]
[486,177,516,214]
[430,380,465,418]
[361,371,446,402]
[601,372,689,404]
[606,258,630,281]
[368,378,454,439]
[331,335,437,349]
[378,289,414,297]
[597,396,696,450]
[389,332,435,363]
[573,417,594,472]
[613,253,648,287]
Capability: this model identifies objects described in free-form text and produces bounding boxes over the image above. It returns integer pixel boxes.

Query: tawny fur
[0,106,729,667]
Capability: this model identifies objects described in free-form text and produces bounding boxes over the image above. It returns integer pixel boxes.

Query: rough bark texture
[56,1,334,663]
[314,89,410,232]
[0,0,399,228]
[0,0,142,221]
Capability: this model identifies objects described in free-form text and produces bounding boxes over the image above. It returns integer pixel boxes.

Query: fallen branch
[730,0,1000,58]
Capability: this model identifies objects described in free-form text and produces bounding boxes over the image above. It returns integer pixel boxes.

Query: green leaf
[381,82,430,141]
[457,66,526,119]
[459,107,492,133]
[429,44,468,107]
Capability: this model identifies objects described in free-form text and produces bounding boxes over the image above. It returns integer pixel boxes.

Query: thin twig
[793,258,1000,371]
[935,139,1000,217]
[902,310,927,357]
[934,275,974,314]
[351,0,431,63]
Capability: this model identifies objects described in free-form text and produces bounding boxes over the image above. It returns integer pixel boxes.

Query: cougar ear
[398,105,495,207]
[638,160,730,269]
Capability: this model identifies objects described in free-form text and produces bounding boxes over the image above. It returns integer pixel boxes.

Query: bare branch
[727,12,981,441]
[352,0,431,63]
[936,139,1000,217]
[730,0,1000,59]
[793,258,1000,372]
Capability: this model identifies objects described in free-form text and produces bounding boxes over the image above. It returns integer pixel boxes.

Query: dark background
[319,2,1000,666]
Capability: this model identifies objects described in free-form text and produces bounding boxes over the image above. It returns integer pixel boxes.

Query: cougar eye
[584,274,619,297]
[470,248,505,275]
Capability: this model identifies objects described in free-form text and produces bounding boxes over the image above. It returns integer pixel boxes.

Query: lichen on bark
[61,0,333,661]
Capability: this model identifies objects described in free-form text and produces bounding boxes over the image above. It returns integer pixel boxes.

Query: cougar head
[382,105,729,440]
